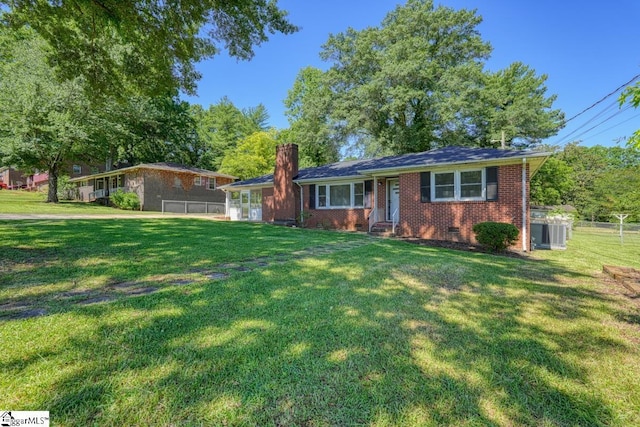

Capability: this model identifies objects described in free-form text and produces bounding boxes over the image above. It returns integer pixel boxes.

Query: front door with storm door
[240,191,250,220]
[387,179,400,222]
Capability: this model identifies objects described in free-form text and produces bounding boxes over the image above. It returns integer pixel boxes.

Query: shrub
[57,175,77,201]
[472,221,519,252]
[110,190,140,210]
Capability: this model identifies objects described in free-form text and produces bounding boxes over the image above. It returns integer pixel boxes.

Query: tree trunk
[46,167,59,203]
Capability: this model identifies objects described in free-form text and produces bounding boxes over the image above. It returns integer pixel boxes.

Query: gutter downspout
[371,177,379,232]
[224,190,231,219]
[296,182,303,224]
[522,158,527,252]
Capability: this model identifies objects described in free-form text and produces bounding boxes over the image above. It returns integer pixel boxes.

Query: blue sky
[182,0,640,149]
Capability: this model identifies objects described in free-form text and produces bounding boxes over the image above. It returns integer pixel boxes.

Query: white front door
[241,191,250,220]
[387,179,399,221]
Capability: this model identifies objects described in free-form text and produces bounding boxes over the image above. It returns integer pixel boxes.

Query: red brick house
[0,167,28,189]
[222,144,549,251]
[69,163,236,212]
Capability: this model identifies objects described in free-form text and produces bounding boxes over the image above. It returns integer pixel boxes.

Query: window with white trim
[315,182,365,208]
[434,172,455,200]
[432,169,485,201]
[194,176,202,186]
[207,178,216,190]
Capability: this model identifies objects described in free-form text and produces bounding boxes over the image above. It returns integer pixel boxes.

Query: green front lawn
[1,219,639,426]
[0,190,147,214]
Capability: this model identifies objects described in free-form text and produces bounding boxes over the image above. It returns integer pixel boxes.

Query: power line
[555,103,633,147]
[581,112,640,142]
[563,73,640,124]
[554,98,620,145]
[566,104,633,142]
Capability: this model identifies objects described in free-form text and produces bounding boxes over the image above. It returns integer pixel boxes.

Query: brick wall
[300,185,369,230]
[262,187,275,222]
[273,144,299,222]
[397,164,530,249]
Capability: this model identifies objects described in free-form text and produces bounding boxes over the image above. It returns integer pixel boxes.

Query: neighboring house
[25,163,107,191]
[0,167,28,189]
[69,162,237,212]
[222,144,550,251]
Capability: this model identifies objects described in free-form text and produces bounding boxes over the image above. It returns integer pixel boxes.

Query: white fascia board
[219,182,273,191]
[358,152,552,176]
[67,166,139,182]
[294,175,365,185]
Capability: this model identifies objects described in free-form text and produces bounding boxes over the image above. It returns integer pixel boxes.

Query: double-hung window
[434,172,455,200]
[431,169,485,201]
[316,182,365,208]
[460,170,483,199]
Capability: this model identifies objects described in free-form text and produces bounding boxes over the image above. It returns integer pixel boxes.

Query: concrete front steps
[369,221,396,237]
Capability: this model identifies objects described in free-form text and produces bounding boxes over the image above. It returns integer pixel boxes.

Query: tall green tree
[481,62,564,148]
[555,142,640,221]
[285,0,563,157]
[592,165,640,222]
[530,156,574,206]
[284,67,341,166]
[108,97,205,168]
[219,130,278,179]
[0,27,94,202]
[192,98,269,169]
[1,1,298,99]
[319,0,491,154]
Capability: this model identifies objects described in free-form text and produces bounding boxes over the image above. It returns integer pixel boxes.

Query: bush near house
[110,190,140,211]
[473,221,519,252]
[56,175,77,201]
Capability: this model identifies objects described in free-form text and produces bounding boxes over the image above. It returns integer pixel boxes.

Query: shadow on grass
[2,229,631,425]
[0,219,365,310]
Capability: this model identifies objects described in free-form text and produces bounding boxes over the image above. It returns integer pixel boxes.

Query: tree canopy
[219,130,279,180]
[0,27,94,202]
[619,81,640,149]
[284,66,341,166]
[0,27,208,201]
[1,0,298,98]
[191,98,270,170]
[285,0,564,157]
[531,142,640,221]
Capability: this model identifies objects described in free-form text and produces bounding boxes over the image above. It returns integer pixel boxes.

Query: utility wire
[581,112,640,143]
[554,98,620,145]
[560,104,633,145]
[563,73,640,124]
[555,102,632,147]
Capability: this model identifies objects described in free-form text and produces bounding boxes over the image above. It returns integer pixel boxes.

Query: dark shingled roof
[225,146,548,188]
[69,162,237,182]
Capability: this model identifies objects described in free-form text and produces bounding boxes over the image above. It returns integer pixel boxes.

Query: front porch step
[369,221,395,236]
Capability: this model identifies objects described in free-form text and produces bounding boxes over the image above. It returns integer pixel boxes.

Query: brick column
[273,144,299,223]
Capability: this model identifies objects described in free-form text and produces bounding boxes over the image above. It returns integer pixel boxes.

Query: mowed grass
[1,218,639,426]
[0,190,147,214]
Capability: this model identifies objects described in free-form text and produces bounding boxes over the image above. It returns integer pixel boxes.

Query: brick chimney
[273,143,299,223]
